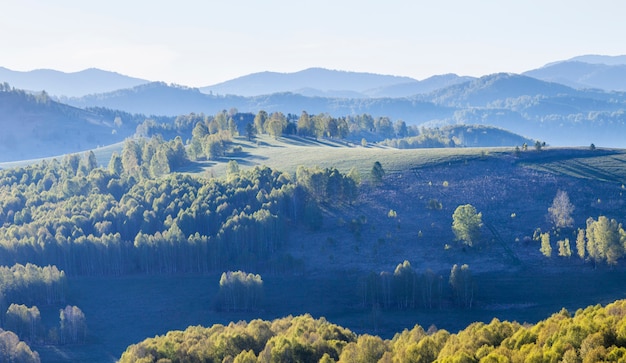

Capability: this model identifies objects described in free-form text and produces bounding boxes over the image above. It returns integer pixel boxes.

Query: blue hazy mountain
[424,73,581,106]
[200,68,472,98]
[0,87,140,161]
[0,67,149,97]
[524,55,626,91]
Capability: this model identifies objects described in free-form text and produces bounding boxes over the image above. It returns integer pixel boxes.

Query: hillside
[425,73,581,107]
[0,126,623,361]
[0,86,139,161]
[21,140,626,362]
[59,73,626,148]
[0,67,149,97]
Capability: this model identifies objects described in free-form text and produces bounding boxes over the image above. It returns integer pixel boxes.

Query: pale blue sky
[2,0,624,86]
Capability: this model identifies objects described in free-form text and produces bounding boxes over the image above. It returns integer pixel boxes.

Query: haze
[2,0,625,86]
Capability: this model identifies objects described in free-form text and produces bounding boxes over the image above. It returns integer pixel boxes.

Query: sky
[2,0,625,87]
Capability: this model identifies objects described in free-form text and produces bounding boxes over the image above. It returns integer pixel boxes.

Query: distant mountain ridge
[3,54,626,157]
[62,73,626,147]
[0,67,149,97]
[200,68,473,98]
[0,87,138,161]
[522,54,626,92]
[524,61,626,91]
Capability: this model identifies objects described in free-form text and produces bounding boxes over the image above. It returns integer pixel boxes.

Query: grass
[0,142,123,170]
[190,134,510,179]
[12,138,626,362]
[519,147,626,184]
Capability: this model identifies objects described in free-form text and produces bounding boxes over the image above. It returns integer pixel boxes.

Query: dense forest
[119,299,626,362]
[0,141,356,275]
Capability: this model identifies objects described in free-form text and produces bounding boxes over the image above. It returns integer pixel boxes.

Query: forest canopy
[119,299,626,363]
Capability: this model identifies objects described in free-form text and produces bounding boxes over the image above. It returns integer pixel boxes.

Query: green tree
[297,111,314,137]
[226,160,240,181]
[254,110,268,134]
[266,112,287,139]
[121,139,142,178]
[540,232,552,257]
[370,161,385,185]
[586,216,626,265]
[576,228,586,259]
[108,152,123,176]
[228,117,238,136]
[558,238,572,257]
[451,204,482,247]
[245,122,256,141]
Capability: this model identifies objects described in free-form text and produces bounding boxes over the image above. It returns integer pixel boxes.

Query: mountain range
[1,54,626,162]
[0,67,149,97]
[0,55,624,99]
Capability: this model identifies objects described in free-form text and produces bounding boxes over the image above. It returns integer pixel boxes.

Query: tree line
[538,190,626,266]
[0,151,357,275]
[359,261,474,311]
[3,303,85,346]
[119,298,626,362]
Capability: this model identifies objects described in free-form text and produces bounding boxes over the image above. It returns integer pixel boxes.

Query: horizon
[3,1,626,87]
[1,53,623,90]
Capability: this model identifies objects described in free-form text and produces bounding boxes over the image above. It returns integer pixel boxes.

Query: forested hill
[0,84,139,161]
[62,75,626,147]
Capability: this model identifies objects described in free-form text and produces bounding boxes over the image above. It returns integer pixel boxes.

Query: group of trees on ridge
[134,109,528,150]
[119,299,626,362]
[537,190,626,266]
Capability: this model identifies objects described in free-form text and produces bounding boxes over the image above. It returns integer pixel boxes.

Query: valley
[1,55,626,362]
[13,136,624,362]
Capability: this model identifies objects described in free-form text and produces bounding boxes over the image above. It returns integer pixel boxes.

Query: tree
[226,160,240,181]
[585,216,626,265]
[297,111,314,137]
[540,232,552,257]
[449,264,473,308]
[108,152,123,176]
[254,110,268,134]
[394,120,408,138]
[370,161,385,185]
[266,112,287,139]
[5,304,40,342]
[60,305,87,344]
[548,190,575,229]
[245,122,256,141]
[534,140,545,151]
[218,271,263,311]
[576,228,586,259]
[451,204,482,247]
[558,238,571,257]
[228,118,238,136]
